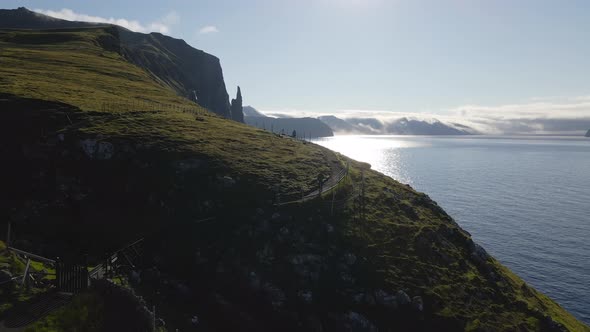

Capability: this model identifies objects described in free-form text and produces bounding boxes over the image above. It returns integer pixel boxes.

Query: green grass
[25,293,105,332]
[0,27,335,193]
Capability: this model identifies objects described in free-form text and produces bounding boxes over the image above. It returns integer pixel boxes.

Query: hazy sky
[5,0,590,129]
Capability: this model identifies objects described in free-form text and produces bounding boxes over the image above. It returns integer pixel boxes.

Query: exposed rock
[343,253,357,266]
[173,158,203,172]
[353,292,376,306]
[375,290,398,309]
[342,311,378,332]
[222,176,236,188]
[80,139,114,160]
[412,296,424,311]
[230,86,244,123]
[396,290,411,306]
[470,243,491,265]
[290,254,323,282]
[586,129,590,137]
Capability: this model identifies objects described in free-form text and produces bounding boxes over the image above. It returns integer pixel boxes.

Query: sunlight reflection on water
[315,135,426,184]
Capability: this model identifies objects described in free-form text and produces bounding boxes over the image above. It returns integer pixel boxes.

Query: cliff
[118,29,233,119]
[0,7,240,120]
[586,129,590,137]
[0,26,587,331]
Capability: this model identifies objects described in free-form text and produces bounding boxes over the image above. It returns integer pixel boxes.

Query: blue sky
[5,0,590,130]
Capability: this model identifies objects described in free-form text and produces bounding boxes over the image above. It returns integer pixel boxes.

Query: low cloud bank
[260,96,590,135]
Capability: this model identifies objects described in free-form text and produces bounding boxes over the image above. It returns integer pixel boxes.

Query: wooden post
[22,258,31,287]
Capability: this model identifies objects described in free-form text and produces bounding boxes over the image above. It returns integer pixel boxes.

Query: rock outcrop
[230,86,244,123]
[118,30,234,119]
[586,129,590,137]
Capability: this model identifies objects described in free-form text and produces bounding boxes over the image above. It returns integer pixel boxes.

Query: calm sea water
[316,135,590,324]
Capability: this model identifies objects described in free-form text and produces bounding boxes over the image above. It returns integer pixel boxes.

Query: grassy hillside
[0,27,587,331]
[0,27,334,194]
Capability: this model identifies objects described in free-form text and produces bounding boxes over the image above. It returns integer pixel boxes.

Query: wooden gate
[55,260,89,293]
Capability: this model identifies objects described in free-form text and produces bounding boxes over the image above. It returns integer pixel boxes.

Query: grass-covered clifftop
[0,27,588,331]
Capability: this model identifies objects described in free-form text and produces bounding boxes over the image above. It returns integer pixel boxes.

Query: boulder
[412,296,423,311]
[396,290,411,306]
[375,290,398,309]
[343,311,378,332]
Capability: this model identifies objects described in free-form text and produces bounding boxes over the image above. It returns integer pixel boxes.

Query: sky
[5,0,590,134]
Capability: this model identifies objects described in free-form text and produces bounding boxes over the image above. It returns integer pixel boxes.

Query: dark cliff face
[118,30,233,119]
[0,7,241,121]
[586,129,590,137]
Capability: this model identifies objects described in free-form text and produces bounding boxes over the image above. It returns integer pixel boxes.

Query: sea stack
[231,86,244,123]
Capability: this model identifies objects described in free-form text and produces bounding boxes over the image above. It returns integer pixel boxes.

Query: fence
[99,101,208,117]
[277,161,350,205]
[55,260,89,294]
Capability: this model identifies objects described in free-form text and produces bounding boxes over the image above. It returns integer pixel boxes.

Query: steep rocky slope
[0,7,240,120]
[0,27,587,331]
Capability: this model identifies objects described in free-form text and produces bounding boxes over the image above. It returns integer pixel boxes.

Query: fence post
[22,258,31,287]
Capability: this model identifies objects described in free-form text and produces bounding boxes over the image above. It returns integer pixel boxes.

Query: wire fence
[276,161,351,205]
[98,101,209,118]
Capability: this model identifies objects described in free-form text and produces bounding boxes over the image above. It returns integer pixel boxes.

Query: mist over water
[316,135,590,324]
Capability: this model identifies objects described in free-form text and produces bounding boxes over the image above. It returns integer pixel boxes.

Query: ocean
[316,135,590,324]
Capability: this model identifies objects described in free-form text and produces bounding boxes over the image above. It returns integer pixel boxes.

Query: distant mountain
[0,7,241,121]
[318,115,360,133]
[386,118,474,135]
[319,115,476,135]
[243,105,266,117]
[586,129,590,137]
[244,107,333,138]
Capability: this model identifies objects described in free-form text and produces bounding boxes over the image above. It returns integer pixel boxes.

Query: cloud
[260,95,590,135]
[33,8,179,34]
[198,25,219,34]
